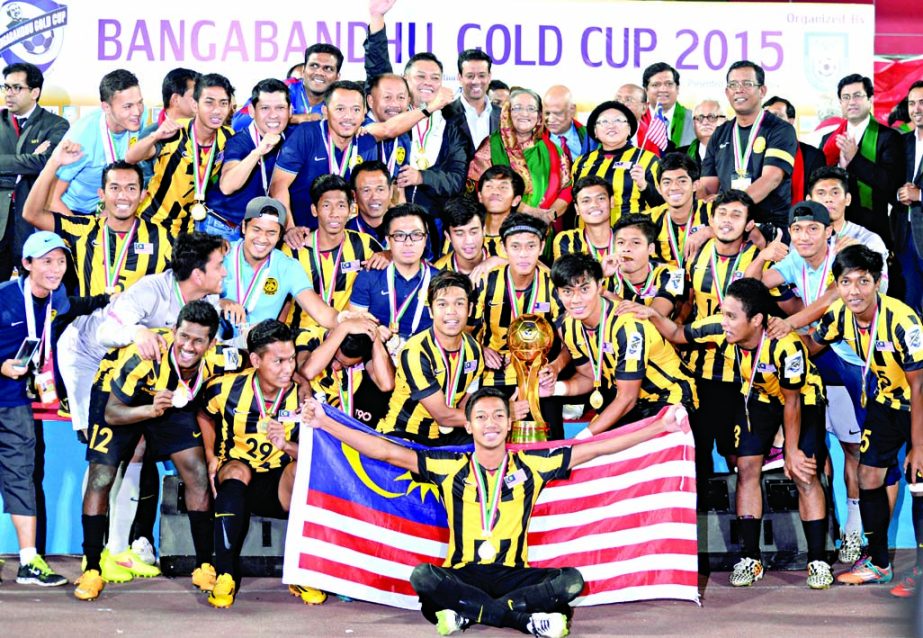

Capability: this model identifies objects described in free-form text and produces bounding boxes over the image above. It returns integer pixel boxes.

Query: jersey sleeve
[349,269,372,309]
[413,448,464,486]
[655,265,684,303]
[203,377,225,419]
[893,312,923,372]
[762,122,797,175]
[683,315,726,344]
[522,446,573,485]
[811,302,844,346]
[614,319,647,381]
[403,345,441,401]
[769,252,798,286]
[52,212,91,244]
[274,126,310,175]
[776,337,808,390]
[109,352,155,406]
[294,326,325,354]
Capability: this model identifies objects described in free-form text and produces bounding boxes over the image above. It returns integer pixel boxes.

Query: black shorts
[734,397,828,468]
[695,379,744,458]
[859,400,912,469]
[85,387,203,467]
[236,467,289,519]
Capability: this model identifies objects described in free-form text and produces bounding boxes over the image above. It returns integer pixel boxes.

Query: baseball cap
[789,200,830,226]
[243,197,287,227]
[23,231,70,260]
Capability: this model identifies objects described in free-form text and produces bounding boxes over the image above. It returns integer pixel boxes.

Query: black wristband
[421,107,432,118]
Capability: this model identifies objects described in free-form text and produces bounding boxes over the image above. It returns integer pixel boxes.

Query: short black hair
[323,79,365,106]
[367,72,410,96]
[171,232,226,282]
[500,212,547,243]
[194,73,234,102]
[613,214,657,245]
[99,69,139,103]
[726,60,765,87]
[340,333,373,360]
[464,386,510,421]
[659,152,700,182]
[427,270,473,306]
[404,52,443,75]
[478,165,525,200]
[642,62,679,88]
[3,62,42,93]
[286,63,304,78]
[908,80,923,97]
[161,68,198,109]
[572,174,614,200]
[807,165,850,194]
[442,197,485,230]
[713,189,755,219]
[832,245,883,282]
[551,252,603,288]
[763,95,795,120]
[310,173,353,206]
[726,278,779,327]
[457,48,492,74]
[350,160,392,190]
[247,319,294,355]
[176,299,219,341]
[100,160,143,189]
[304,43,344,72]
[488,79,509,93]
[251,78,291,106]
[383,203,428,235]
[837,74,874,99]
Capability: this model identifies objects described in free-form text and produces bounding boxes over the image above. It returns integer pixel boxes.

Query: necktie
[558,135,572,161]
[12,115,23,137]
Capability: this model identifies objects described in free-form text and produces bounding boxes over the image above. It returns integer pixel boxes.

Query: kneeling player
[303,387,687,637]
[76,301,223,601]
[198,320,312,608]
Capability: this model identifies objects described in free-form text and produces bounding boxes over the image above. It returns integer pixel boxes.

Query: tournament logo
[263,277,278,295]
[0,0,67,72]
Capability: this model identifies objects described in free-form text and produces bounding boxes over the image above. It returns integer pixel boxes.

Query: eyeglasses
[510,105,539,114]
[839,92,868,103]
[389,230,427,243]
[726,81,761,91]
[693,114,726,123]
[648,81,676,90]
[595,118,628,128]
[0,84,27,94]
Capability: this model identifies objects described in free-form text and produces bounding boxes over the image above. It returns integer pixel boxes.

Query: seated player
[75,301,225,601]
[812,246,923,597]
[434,197,503,277]
[296,318,395,428]
[303,387,687,638]
[621,278,832,589]
[647,152,713,269]
[378,271,486,445]
[546,253,696,433]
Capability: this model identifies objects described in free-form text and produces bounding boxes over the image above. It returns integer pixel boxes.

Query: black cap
[586,100,638,141]
[789,200,830,227]
[243,196,287,227]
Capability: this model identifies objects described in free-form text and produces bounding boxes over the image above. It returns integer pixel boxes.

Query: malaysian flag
[643,104,670,153]
[283,405,699,609]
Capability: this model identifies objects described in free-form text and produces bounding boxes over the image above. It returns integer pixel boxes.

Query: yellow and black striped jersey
[572,145,661,225]
[608,261,684,307]
[470,265,561,387]
[433,249,495,274]
[295,326,367,413]
[483,233,507,259]
[53,214,171,296]
[552,228,615,262]
[561,301,697,408]
[813,294,923,411]
[645,199,712,269]
[283,230,381,329]
[685,315,824,406]
[139,118,234,236]
[414,447,571,568]
[378,328,484,442]
[203,369,300,472]
[686,239,760,320]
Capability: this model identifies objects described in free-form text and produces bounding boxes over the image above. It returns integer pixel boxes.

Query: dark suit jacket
[799,141,825,200]
[0,106,69,257]
[821,122,904,247]
[892,130,923,255]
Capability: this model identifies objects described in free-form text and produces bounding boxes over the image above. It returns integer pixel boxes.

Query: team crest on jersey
[396,146,406,164]
[783,351,804,379]
[905,325,923,353]
[351,155,363,168]
[0,0,67,72]
[752,136,766,154]
[626,333,643,360]
[263,277,279,295]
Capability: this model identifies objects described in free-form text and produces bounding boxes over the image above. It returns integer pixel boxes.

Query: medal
[415,157,430,170]
[336,365,357,418]
[470,452,508,562]
[477,541,497,561]
[190,202,208,221]
[105,286,117,295]
[589,387,603,410]
[257,417,270,433]
[389,322,399,334]
[102,219,137,294]
[171,391,190,409]
[310,232,344,305]
[732,110,765,183]
[506,267,539,319]
[252,372,285,431]
[100,113,123,164]
[434,334,466,408]
[386,263,428,337]
[168,346,205,409]
[618,265,657,300]
[326,121,355,177]
[386,334,402,357]
[582,300,611,410]
[800,248,832,306]
[172,275,187,310]
[736,331,767,432]
[853,301,880,412]
[709,245,745,308]
[413,112,433,170]
[665,216,686,268]
[584,228,615,263]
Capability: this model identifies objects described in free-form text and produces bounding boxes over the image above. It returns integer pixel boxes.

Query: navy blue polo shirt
[349,264,438,338]
[231,78,323,131]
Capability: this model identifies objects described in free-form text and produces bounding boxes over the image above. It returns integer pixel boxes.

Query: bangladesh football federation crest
[0,0,67,72]
[804,33,848,92]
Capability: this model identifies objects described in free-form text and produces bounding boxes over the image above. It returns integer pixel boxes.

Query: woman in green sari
[467,88,571,227]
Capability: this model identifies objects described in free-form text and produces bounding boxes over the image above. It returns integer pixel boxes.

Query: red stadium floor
[0,552,917,637]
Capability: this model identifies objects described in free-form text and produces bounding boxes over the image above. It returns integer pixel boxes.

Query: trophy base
[509,420,548,443]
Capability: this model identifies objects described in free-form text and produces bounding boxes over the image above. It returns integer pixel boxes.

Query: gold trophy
[507,314,554,443]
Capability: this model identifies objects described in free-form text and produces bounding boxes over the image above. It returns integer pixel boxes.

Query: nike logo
[11,320,23,326]
[313,156,326,161]
[719,142,729,149]
[215,513,235,518]
[380,290,390,295]
[848,429,861,435]
[193,431,202,439]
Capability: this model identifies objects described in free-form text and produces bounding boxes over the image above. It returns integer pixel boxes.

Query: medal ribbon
[732,109,765,177]
[21,277,52,367]
[666,217,686,268]
[336,366,356,417]
[247,122,269,194]
[434,334,466,407]
[380,139,399,177]
[619,265,657,298]
[326,121,354,177]
[506,268,539,318]
[736,331,767,430]
[310,232,344,305]
[103,220,138,292]
[583,228,614,262]
[100,114,121,164]
[252,373,285,421]
[414,114,433,157]
[235,242,272,313]
[710,245,744,307]
[190,121,217,201]
[581,299,610,390]
[853,300,881,406]
[172,276,187,309]
[470,452,508,537]
[800,249,832,306]
[387,263,426,331]
[168,346,205,400]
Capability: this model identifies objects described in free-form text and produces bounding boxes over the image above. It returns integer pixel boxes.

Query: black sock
[912,496,923,569]
[187,510,214,567]
[82,514,107,572]
[859,486,890,568]
[129,458,159,544]
[738,517,762,560]
[504,568,584,615]
[802,518,828,563]
[214,479,248,577]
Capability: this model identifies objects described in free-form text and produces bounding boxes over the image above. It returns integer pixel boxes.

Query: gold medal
[105,286,117,295]
[860,390,867,409]
[589,388,603,410]
[190,202,208,221]
[257,418,270,433]
[171,391,189,409]
[389,322,399,334]
[477,540,497,561]
[415,157,430,170]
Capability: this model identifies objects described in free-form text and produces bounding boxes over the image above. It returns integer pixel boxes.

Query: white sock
[107,461,142,553]
[20,547,37,564]
[845,498,862,535]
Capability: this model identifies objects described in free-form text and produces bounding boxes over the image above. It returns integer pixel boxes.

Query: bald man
[616,83,661,155]
[544,85,596,160]
[679,100,726,171]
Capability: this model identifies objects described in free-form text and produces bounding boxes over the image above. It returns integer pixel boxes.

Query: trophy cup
[507,314,554,443]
